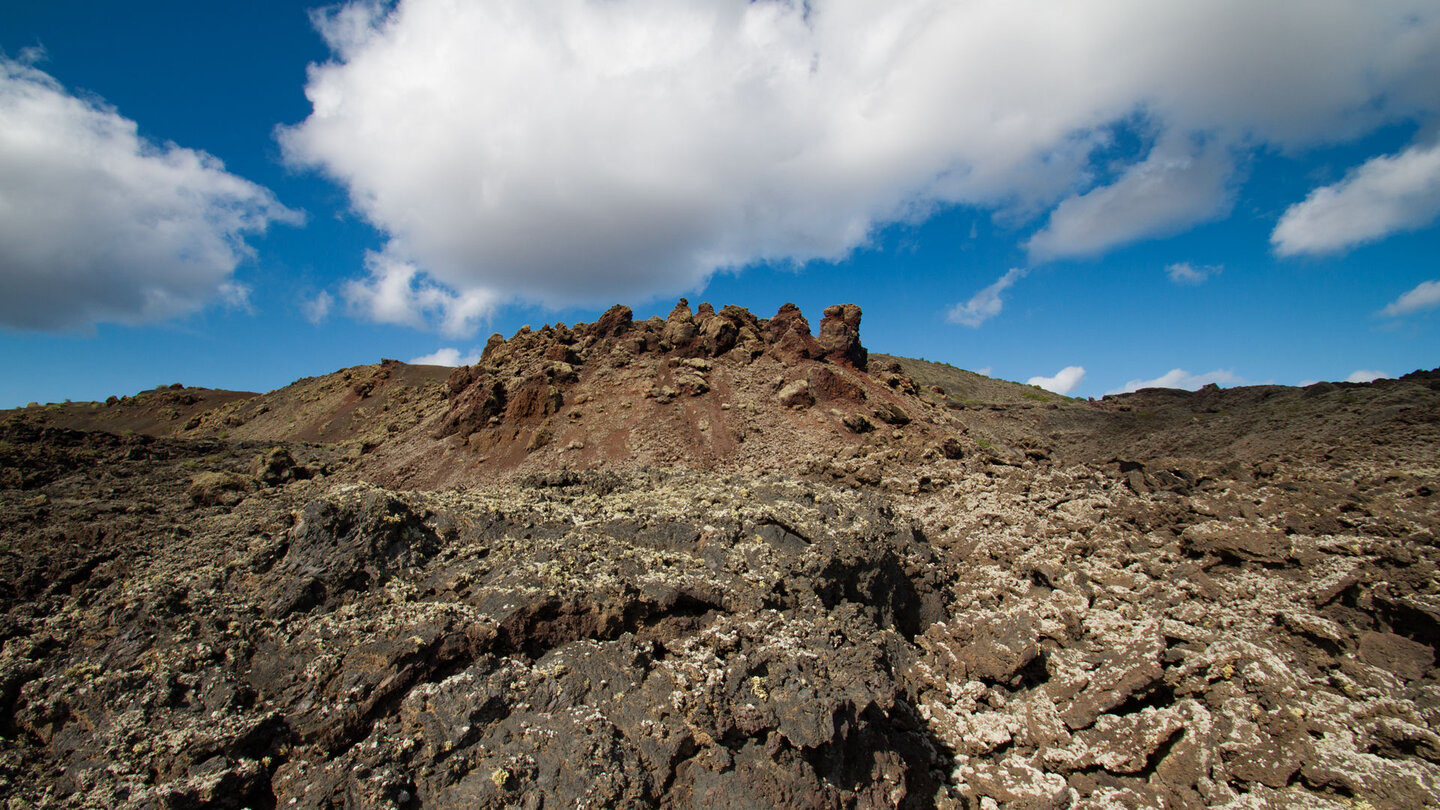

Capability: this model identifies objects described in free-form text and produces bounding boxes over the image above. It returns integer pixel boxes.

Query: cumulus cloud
[1379,279,1440,317]
[280,0,1440,325]
[1273,140,1440,256]
[947,268,1027,328]
[1027,366,1086,395]
[1107,368,1243,395]
[1027,137,1235,260]
[0,58,299,332]
[1166,262,1222,285]
[1345,369,1390,383]
[409,347,481,367]
[342,251,496,337]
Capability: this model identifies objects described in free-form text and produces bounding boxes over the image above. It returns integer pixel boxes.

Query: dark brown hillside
[1033,371,1440,468]
[12,385,259,438]
[872,354,1072,408]
[179,360,454,446]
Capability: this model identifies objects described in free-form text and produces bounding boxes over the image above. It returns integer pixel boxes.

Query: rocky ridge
[428,300,930,485]
[1,302,1438,808]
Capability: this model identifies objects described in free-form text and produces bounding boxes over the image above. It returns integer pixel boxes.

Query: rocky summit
[2,302,1439,809]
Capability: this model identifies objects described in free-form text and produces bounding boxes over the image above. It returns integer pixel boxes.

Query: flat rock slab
[1358,631,1435,681]
[1181,520,1292,564]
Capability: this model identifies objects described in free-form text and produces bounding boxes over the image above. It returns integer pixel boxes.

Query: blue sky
[2,1,1438,408]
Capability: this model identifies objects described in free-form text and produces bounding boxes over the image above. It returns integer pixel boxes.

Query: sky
[2,0,1438,407]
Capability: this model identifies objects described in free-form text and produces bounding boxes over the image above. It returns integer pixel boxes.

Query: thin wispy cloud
[1027,136,1234,261]
[303,291,334,325]
[947,268,1027,328]
[218,282,256,314]
[1166,262,1221,285]
[1379,279,1440,317]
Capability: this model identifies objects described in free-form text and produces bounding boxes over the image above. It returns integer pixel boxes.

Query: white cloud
[1027,136,1235,260]
[1107,368,1243,395]
[1166,262,1222,285]
[1379,279,1440,317]
[1345,369,1390,383]
[303,290,334,325]
[0,58,299,332]
[947,268,1027,328]
[342,251,497,337]
[218,282,255,314]
[1027,366,1086,395]
[975,367,993,378]
[409,347,481,367]
[1273,140,1440,256]
[1301,369,1392,385]
[280,0,1440,323]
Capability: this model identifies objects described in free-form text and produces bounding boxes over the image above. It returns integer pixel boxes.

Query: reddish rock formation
[434,301,878,471]
[819,303,867,370]
[764,303,825,364]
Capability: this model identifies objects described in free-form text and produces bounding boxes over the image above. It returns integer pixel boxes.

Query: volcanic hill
[2,301,1438,809]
